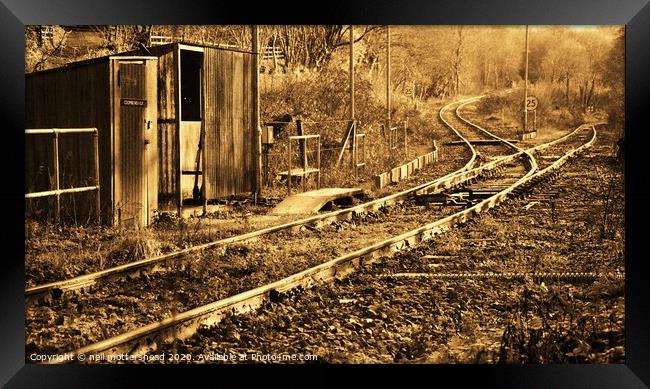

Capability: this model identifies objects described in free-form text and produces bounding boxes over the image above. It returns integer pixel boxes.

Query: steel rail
[26,97,481,300]
[45,100,594,365]
[380,271,624,280]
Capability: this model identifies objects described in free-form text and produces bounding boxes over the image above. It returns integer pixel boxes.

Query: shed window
[181,50,202,121]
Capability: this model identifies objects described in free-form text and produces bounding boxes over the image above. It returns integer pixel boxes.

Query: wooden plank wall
[116,62,147,226]
[25,61,111,222]
[203,48,256,198]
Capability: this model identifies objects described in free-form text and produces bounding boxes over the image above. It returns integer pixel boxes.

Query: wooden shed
[144,42,260,212]
[25,55,159,227]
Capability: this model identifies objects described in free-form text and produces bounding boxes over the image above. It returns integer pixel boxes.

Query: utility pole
[523,25,529,134]
[349,25,355,121]
[386,25,391,135]
[350,25,356,178]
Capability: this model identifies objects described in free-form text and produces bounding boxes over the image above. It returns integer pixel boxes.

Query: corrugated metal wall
[203,47,257,198]
[154,48,178,197]
[25,61,112,222]
[154,44,257,200]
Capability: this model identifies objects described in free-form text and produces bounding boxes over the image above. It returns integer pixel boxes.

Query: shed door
[203,48,255,199]
[118,62,148,226]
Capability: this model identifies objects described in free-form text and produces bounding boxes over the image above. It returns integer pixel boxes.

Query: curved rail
[44,104,596,365]
[26,97,483,301]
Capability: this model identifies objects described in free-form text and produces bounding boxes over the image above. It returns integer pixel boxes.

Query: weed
[106,228,161,265]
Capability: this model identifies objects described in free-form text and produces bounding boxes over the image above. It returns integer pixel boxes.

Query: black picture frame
[2,0,648,387]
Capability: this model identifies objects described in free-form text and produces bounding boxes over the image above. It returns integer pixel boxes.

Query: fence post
[404,120,409,159]
[52,130,60,223]
[362,134,366,167]
[93,129,100,224]
[288,140,292,196]
[302,138,307,193]
[317,136,321,189]
[296,120,308,192]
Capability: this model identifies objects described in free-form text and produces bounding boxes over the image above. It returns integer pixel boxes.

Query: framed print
[1,0,648,387]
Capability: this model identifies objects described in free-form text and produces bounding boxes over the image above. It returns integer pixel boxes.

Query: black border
[2,0,649,387]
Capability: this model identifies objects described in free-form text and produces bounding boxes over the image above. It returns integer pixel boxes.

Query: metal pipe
[26,186,100,199]
[93,131,101,223]
[52,131,60,222]
[26,128,98,135]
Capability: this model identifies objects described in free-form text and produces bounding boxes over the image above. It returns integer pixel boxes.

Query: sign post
[525,95,538,111]
[526,95,538,133]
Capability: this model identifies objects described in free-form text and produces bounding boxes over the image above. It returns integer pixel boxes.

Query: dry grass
[106,228,161,266]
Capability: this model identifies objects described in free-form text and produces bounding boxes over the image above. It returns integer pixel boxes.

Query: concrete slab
[391,167,400,183]
[400,165,409,180]
[374,172,389,190]
[270,187,364,215]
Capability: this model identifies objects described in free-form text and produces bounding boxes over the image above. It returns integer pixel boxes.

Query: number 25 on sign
[526,96,538,111]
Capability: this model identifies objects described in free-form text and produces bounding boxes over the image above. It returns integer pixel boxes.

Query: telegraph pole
[386,25,391,134]
[349,25,355,121]
[349,25,356,177]
[523,25,529,133]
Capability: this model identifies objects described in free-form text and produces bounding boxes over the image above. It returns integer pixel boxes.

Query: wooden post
[533,109,537,132]
[302,144,307,193]
[201,120,207,215]
[317,136,321,189]
[93,129,101,224]
[288,140,292,196]
[174,45,183,217]
[433,139,438,161]
[52,130,60,223]
[404,120,408,158]
[296,120,307,191]
[363,133,366,165]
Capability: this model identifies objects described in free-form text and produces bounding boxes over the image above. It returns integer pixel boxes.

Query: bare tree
[25,26,69,72]
[271,25,381,70]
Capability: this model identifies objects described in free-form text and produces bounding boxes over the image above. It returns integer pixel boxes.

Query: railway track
[29,96,597,364]
[154,119,617,364]
[25,97,487,303]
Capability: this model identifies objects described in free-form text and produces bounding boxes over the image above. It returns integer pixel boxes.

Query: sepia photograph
[21,24,628,366]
